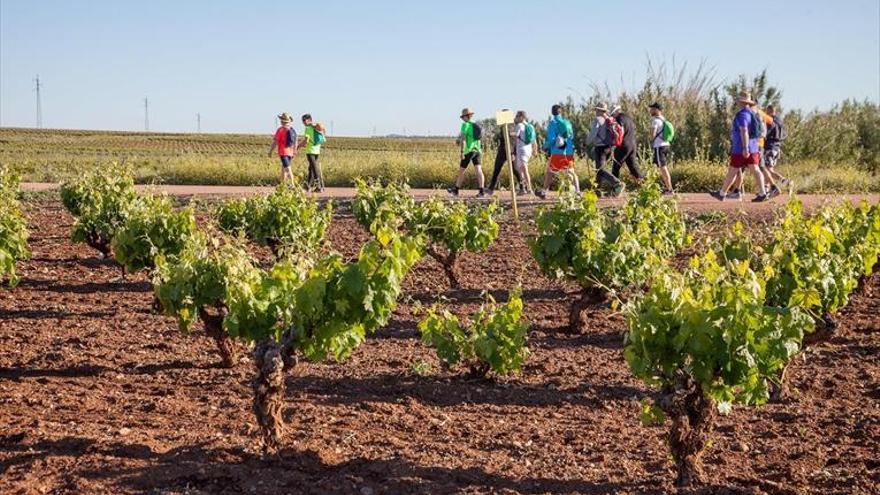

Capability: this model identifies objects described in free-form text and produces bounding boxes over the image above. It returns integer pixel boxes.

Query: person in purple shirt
[710,92,768,202]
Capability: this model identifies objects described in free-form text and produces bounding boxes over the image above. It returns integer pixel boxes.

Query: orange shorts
[548,154,574,173]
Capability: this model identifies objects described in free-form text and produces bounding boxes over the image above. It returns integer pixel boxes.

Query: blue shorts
[280,156,292,169]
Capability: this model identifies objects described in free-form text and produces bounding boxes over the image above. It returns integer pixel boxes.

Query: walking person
[763,104,789,188]
[267,112,297,186]
[536,104,578,199]
[513,111,537,195]
[648,102,675,194]
[448,107,486,197]
[486,119,524,195]
[610,106,644,185]
[584,103,624,196]
[710,93,768,202]
[727,103,780,199]
[300,114,326,192]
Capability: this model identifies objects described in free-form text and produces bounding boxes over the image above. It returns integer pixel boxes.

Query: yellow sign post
[495,109,518,220]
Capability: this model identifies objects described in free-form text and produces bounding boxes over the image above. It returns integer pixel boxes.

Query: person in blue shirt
[536,104,578,199]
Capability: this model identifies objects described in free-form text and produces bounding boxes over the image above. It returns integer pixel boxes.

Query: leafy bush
[351,178,414,233]
[215,186,332,258]
[153,233,262,366]
[0,167,30,286]
[419,289,529,377]
[407,197,499,287]
[624,250,813,486]
[111,194,197,274]
[60,164,139,257]
[529,184,688,330]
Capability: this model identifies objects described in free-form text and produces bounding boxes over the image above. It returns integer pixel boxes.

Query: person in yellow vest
[299,114,326,192]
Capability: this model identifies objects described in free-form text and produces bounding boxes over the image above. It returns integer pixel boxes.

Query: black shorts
[764,147,781,168]
[652,146,669,167]
[460,151,482,168]
[279,156,292,169]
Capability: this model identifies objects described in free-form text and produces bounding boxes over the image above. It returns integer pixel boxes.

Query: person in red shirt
[267,112,297,186]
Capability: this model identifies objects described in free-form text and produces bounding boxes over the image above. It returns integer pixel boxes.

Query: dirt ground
[1,194,878,495]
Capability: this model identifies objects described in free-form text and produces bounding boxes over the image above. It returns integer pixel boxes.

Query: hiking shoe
[709,190,725,201]
[613,182,626,197]
[727,189,742,200]
[662,189,674,196]
[535,189,547,199]
[446,186,459,196]
[768,186,781,199]
[475,190,486,198]
[779,178,790,188]
[752,193,769,203]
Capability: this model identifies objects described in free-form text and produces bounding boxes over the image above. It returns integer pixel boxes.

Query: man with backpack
[267,112,297,186]
[610,106,644,186]
[763,104,789,187]
[300,114,326,192]
[584,103,625,196]
[535,104,578,199]
[648,102,675,194]
[513,111,537,195]
[727,104,781,199]
[447,107,486,197]
[486,118,524,195]
[709,93,768,202]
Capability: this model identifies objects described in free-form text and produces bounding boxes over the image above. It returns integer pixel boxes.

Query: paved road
[21,182,878,213]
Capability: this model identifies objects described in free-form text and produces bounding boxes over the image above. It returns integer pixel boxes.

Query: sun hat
[610,105,622,115]
[460,107,475,118]
[736,92,756,105]
[278,112,293,123]
[594,103,609,113]
[648,102,663,111]
[314,123,327,134]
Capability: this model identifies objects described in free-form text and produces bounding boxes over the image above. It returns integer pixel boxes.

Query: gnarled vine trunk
[85,232,112,259]
[568,288,605,332]
[666,379,716,487]
[426,244,459,288]
[198,304,237,367]
[252,330,298,454]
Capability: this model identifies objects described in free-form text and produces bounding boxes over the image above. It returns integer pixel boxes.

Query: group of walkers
[270,93,788,202]
[268,112,326,191]
[447,102,677,199]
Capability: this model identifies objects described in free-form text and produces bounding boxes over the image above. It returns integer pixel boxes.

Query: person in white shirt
[513,111,536,195]
[648,102,674,194]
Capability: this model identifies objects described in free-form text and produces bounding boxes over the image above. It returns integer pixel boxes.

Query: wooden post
[502,123,518,219]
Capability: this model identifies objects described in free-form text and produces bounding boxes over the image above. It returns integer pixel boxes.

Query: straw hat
[460,107,475,118]
[736,92,756,105]
[610,105,622,115]
[594,103,609,113]
[314,123,327,134]
[278,112,293,123]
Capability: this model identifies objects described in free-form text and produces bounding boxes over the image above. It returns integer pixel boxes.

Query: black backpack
[766,116,786,142]
[471,122,482,141]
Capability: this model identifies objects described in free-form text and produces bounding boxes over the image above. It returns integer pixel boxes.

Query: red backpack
[603,117,624,147]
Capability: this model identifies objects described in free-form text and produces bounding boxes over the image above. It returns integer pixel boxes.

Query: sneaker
[727,189,742,200]
[779,177,790,188]
[446,186,459,196]
[767,186,781,199]
[475,189,486,198]
[613,182,626,197]
[662,189,674,196]
[709,190,726,201]
[535,189,547,199]
[751,193,769,203]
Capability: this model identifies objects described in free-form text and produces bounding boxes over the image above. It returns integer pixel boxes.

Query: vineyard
[1,164,879,494]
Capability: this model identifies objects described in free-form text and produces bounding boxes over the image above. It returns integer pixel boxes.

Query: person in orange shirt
[728,103,781,199]
[267,112,297,186]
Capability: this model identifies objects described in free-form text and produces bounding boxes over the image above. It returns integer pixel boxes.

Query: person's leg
[474,152,485,192]
[279,156,289,185]
[719,166,740,194]
[450,153,472,194]
[488,147,506,191]
[594,147,619,190]
[625,147,644,182]
[566,167,580,193]
[309,154,324,191]
[516,155,533,193]
[611,147,624,179]
[653,147,672,191]
[749,163,766,197]
[732,169,743,193]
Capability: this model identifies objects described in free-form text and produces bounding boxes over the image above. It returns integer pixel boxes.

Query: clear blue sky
[1,0,878,136]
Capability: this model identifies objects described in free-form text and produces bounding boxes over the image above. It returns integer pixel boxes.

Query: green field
[1,127,877,193]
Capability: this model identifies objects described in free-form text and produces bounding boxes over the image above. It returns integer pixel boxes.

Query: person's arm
[267,136,276,157]
[739,126,750,158]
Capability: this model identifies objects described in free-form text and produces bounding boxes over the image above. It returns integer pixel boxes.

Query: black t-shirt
[616,113,637,148]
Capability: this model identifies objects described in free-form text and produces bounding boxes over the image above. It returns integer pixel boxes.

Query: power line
[196,113,201,133]
[144,97,149,131]
[34,75,43,128]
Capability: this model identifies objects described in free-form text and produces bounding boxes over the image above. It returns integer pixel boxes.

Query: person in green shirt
[447,107,485,197]
[299,113,325,192]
